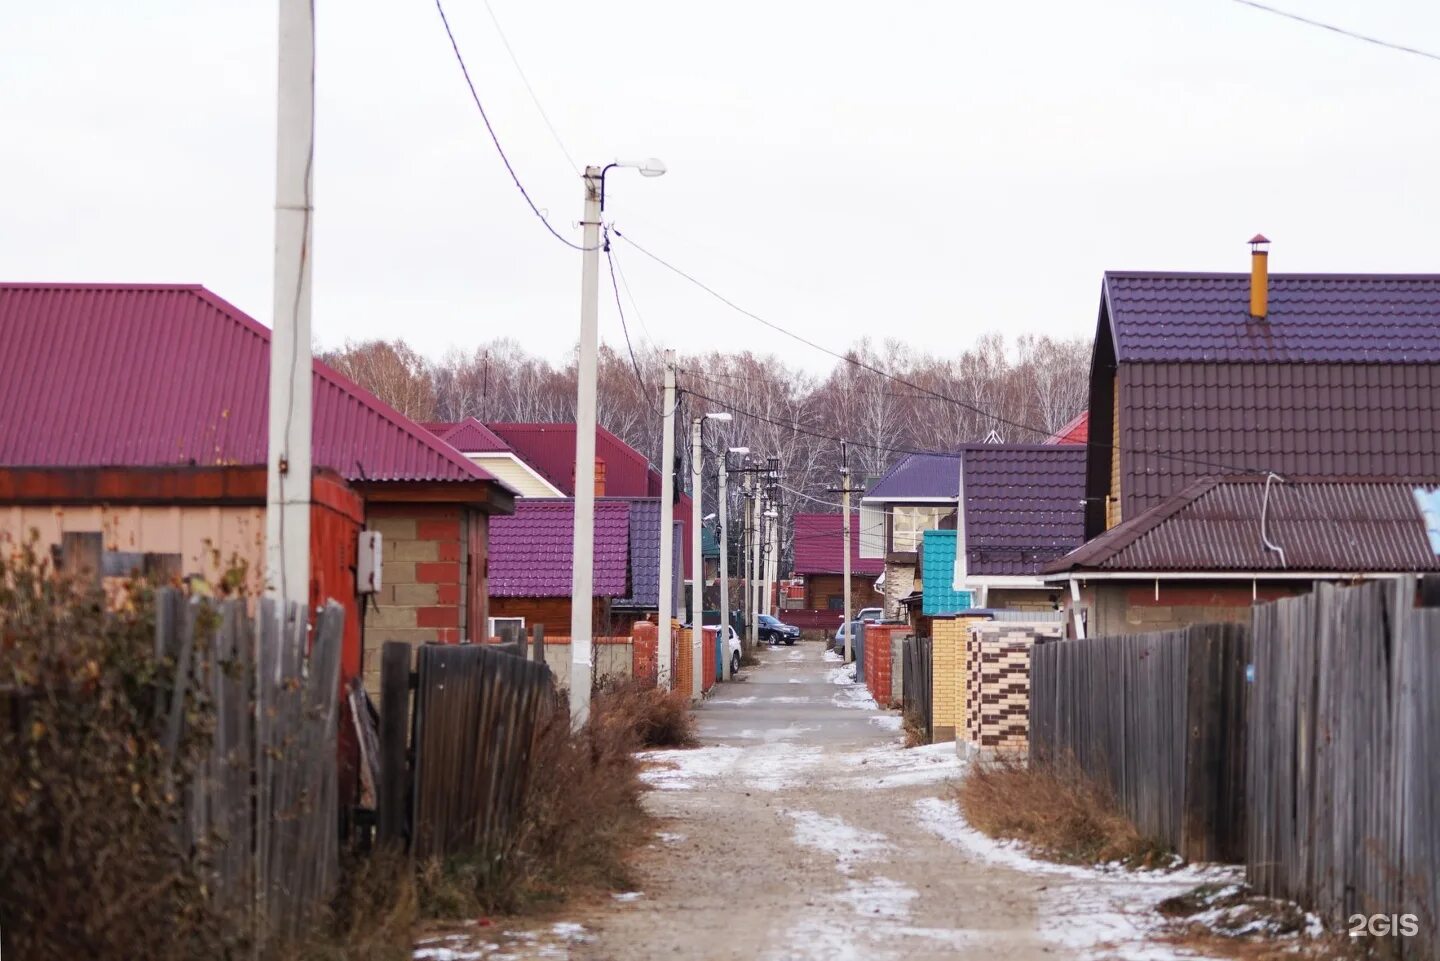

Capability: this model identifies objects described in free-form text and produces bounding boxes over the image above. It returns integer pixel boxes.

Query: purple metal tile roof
[424,418,511,453]
[1048,476,1440,574]
[0,284,497,486]
[488,499,630,597]
[792,513,885,576]
[962,446,1087,576]
[1104,272,1440,364]
[1118,360,1440,517]
[610,499,682,614]
[862,452,961,501]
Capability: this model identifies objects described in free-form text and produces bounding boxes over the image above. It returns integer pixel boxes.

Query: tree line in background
[321,332,1090,536]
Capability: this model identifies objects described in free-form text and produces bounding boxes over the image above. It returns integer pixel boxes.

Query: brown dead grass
[1160,927,1364,961]
[956,752,1170,866]
[902,710,927,748]
[594,677,698,749]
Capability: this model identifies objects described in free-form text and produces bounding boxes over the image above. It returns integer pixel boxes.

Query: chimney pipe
[1249,233,1270,320]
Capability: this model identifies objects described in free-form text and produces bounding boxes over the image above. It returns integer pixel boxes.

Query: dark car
[757,614,801,646]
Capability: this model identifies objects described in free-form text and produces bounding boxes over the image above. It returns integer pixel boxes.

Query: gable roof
[1104,272,1440,364]
[489,499,630,597]
[792,513,885,577]
[424,419,511,453]
[962,445,1087,577]
[0,284,499,487]
[863,452,961,501]
[1044,411,1088,446]
[1047,476,1440,575]
[489,423,653,496]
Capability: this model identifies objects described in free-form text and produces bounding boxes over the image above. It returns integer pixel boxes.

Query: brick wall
[963,622,1063,753]
[880,558,917,620]
[1085,580,1307,638]
[536,636,634,689]
[364,505,468,691]
[930,617,963,742]
[673,626,693,698]
[701,627,717,693]
[632,621,658,687]
[863,624,898,708]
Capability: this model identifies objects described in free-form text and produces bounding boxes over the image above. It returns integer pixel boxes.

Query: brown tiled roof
[1047,476,1440,574]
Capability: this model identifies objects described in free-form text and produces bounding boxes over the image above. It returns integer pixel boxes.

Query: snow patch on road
[788,810,890,872]
[914,796,1244,960]
[833,741,961,789]
[868,714,903,731]
[641,742,826,792]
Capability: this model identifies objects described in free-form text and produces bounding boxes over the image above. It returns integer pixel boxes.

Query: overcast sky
[3,1,1437,373]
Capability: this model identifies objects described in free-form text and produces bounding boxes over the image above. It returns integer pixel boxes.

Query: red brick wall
[864,625,897,708]
[632,621,658,687]
[701,627,717,693]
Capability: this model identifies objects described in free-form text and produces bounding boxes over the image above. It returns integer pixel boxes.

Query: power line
[610,244,657,347]
[603,228,660,415]
[614,229,1055,440]
[479,0,581,174]
[433,0,596,251]
[1232,0,1440,63]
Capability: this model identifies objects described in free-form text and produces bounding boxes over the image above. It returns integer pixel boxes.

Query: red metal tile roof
[792,513,885,577]
[1047,476,1440,574]
[489,499,630,597]
[962,445,1087,576]
[424,418,511,453]
[0,284,498,486]
[1044,411,1088,446]
[488,423,653,495]
[1104,272,1440,363]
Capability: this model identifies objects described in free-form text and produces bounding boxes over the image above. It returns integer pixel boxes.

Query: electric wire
[434,0,597,251]
[603,227,660,415]
[479,0,581,174]
[1232,0,1440,63]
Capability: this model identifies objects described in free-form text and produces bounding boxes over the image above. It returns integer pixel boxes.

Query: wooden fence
[1029,624,1250,862]
[377,639,555,869]
[154,589,344,947]
[1248,581,1440,956]
[902,635,933,744]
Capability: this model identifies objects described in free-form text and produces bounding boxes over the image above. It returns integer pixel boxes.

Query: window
[488,617,525,641]
[890,506,950,553]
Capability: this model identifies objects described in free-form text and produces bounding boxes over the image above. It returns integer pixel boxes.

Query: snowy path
[419,640,1229,960]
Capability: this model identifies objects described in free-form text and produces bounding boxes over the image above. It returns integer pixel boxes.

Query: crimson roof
[1104,272,1440,363]
[488,499,630,597]
[961,445,1087,576]
[424,419,511,453]
[1047,476,1440,574]
[488,423,652,495]
[792,513,884,577]
[1044,411,1088,446]
[0,284,497,486]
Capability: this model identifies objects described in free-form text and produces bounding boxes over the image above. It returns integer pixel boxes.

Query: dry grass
[956,752,1170,866]
[594,677,698,749]
[739,647,762,668]
[902,710,927,748]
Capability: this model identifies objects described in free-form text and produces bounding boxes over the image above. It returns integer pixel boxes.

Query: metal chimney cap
[1249,233,1271,247]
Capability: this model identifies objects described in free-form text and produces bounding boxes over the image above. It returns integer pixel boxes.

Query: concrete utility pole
[746,470,759,652]
[718,453,731,680]
[266,0,316,611]
[568,165,604,730]
[657,351,677,689]
[828,441,865,663]
[689,416,703,699]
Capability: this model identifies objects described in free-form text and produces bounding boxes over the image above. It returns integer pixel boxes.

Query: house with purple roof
[859,452,962,618]
[1059,243,1440,637]
[791,513,884,614]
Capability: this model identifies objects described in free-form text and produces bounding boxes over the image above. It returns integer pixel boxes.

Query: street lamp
[690,410,731,697]
[571,158,666,730]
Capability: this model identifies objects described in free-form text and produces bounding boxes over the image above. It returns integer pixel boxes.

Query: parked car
[727,625,742,674]
[757,614,801,646]
[833,620,861,649]
[857,607,883,623]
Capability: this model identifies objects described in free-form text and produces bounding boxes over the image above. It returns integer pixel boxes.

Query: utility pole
[718,451,731,680]
[266,0,315,611]
[689,416,704,699]
[742,469,754,653]
[657,352,677,689]
[568,166,604,730]
[828,441,865,663]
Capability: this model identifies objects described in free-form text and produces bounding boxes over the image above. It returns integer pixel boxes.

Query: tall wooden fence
[1248,582,1440,956]
[902,635,933,744]
[1029,624,1250,862]
[155,589,344,946]
[377,640,555,869]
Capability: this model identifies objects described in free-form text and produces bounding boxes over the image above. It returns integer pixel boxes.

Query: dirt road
[567,640,1232,961]
[417,640,1234,961]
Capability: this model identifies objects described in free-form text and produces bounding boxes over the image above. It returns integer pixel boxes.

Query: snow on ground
[914,796,1243,960]
[788,809,891,870]
[413,922,594,961]
[640,742,827,792]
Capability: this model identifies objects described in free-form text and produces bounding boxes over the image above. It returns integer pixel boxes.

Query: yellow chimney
[1249,233,1270,320]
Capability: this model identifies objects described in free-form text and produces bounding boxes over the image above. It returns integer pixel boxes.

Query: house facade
[791,512,884,614]
[0,283,516,698]
[859,453,961,618]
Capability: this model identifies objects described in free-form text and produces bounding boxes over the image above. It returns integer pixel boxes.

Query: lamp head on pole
[705,412,733,422]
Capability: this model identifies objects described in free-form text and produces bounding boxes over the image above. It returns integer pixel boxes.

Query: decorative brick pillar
[632,621,658,688]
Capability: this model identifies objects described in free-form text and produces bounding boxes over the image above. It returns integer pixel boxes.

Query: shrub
[957,752,1169,866]
[595,677,698,749]
[0,539,233,961]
